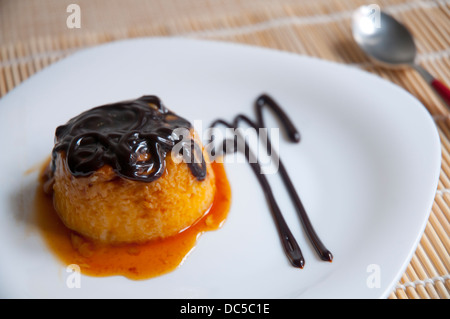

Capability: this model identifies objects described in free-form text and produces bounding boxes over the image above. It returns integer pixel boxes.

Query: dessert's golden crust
[51,139,216,244]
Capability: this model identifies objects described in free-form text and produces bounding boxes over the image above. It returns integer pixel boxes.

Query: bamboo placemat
[1,0,449,299]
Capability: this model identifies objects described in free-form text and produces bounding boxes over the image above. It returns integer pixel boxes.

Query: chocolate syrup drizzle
[51,95,206,182]
[210,94,333,268]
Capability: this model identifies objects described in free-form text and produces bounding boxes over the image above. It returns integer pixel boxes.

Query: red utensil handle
[431,79,450,105]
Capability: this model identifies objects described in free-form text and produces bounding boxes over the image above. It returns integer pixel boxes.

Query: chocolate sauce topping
[210,94,333,268]
[52,95,206,182]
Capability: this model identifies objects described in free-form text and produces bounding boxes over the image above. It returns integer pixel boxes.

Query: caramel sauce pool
[34,160,231,280]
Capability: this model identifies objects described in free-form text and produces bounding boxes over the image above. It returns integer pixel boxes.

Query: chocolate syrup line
[210,93,333,266]
[210,119,305,268]
[255,95,333,262]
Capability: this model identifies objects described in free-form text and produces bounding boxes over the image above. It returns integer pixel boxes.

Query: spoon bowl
[352,6,416,67]
[352,6,450,107]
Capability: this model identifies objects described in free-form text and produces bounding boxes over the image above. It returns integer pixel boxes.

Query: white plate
[0,38,440,299]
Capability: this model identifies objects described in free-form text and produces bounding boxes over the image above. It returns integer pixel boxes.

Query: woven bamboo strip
[440,163,450,190]
[388,291,397,299]
[434,201,450,234]
[404,264,429,298]
[13,43,29,84]
[442,193,450,220]
[424,222,450,272]
[401,273,420,299]
[420,232,448,278]
[412,244,443,298]
[432,200,450,239]
[409,222,450,298]
[0,65,7,97]
[433,59,450,86]
[437,280,450,298]
[429,207,450,253]
[406,9,444,53]
[407,259,432,298]
[411,251,450,299]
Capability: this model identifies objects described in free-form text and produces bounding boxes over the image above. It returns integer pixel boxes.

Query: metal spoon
[352,5,450,108]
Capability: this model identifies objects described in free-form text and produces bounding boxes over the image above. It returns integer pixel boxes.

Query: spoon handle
[412,64,450,109]
[431,79,450,107]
